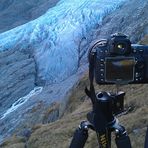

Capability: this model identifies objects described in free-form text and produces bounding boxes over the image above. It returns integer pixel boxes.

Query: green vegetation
[1,36,148,148]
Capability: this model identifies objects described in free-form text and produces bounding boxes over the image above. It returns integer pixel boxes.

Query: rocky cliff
[0,0,59,33]
[92,0,148,43]
[0,49,36,118]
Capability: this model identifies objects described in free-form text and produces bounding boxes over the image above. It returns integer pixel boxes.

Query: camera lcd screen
[105,57,135,84]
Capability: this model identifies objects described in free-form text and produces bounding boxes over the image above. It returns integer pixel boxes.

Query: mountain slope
[0,0,129,143]
[0,0,148,146]
[92,0,148,43]
[1,36,148,147]
[0,0,59,33]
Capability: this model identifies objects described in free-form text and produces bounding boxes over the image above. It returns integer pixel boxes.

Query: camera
[89,33,148,84]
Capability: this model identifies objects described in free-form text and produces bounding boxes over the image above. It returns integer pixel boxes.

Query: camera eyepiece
[108,33,131,55]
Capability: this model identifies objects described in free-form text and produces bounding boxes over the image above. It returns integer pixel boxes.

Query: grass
[1,36,148,148]
[1,135,26,148]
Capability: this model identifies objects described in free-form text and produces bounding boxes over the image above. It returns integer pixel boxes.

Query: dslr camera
[90,33,148,84]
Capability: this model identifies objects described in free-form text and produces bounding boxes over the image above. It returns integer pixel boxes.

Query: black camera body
[93,33,148,84]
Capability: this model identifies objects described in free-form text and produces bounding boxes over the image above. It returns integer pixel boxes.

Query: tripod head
[86,89,132,148]
[96,91,125,122]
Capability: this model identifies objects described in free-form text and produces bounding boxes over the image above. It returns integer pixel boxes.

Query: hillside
[1,36,148,148]
[0,0,148,147]
[0,0,131,143]
[0,0,59,33]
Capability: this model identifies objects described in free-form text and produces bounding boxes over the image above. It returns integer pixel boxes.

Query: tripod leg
[115,134,131,148]
[69,121,92,148]
[69,128,88,148]
[107,130,112,147]
[115,126,132,148]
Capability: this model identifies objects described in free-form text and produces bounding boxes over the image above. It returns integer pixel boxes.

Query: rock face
[92,0,148,43]
[0,0,59,33]
[0,67,86,143]
[0,49,36,118]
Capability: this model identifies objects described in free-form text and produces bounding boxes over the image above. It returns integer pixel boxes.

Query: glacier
[0,0,128,84]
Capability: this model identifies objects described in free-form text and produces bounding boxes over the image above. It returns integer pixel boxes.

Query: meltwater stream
[0,87,43,120]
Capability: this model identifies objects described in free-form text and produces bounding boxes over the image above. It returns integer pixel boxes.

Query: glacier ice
[0,0,128,84]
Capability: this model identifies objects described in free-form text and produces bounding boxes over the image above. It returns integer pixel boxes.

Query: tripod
[69,39,148,147]
[69,41,132,148]
[69,89,132,148]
